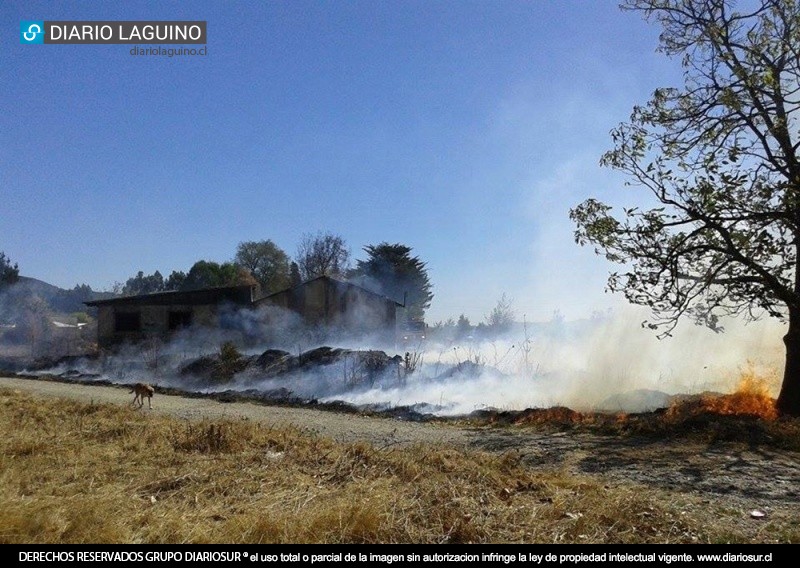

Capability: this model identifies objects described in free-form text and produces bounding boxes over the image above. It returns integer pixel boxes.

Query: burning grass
[467,368,800,451]
[0,388,797,543]
[684,371,778,421]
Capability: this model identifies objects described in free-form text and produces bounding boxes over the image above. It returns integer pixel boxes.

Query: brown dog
[130,383,154,409]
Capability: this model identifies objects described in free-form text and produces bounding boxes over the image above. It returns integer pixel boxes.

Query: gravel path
[0,376,471,448]
[2,375,799,509]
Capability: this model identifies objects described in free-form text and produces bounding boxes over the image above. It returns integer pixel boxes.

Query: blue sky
[1,1,684,322]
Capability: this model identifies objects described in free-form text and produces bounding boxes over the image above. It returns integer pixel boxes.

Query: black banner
[5,545,785,567]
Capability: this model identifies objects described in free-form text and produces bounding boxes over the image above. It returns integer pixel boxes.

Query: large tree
[289,262,302,287]
[164,270,187,291]
[295,231,351,281]
[181,261,252,291]
[234,240,290,295]
[485,293,515,335]
[52,284,95,313]
[122,270,165,296]
[350,243,433,321]
[570,0,800,415]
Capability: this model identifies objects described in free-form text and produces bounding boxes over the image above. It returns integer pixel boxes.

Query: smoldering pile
[178,346,404,388]
[15,343,517,417]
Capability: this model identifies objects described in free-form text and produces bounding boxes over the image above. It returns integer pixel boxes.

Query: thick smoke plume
[18,301,785,416]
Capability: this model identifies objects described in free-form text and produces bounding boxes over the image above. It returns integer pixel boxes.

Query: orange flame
[481,363,780,427]
[698,374,778,420]
[667,363,779,421]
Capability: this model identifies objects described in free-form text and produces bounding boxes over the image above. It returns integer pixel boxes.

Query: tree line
[115,231,434,321]
[1,232,433,323]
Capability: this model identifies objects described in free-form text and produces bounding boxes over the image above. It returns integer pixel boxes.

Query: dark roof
[255,275,404,307]
[84,285,256,307]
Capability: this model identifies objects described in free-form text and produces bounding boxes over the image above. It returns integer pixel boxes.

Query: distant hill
[14,276,64,304]
[1,276,116,320]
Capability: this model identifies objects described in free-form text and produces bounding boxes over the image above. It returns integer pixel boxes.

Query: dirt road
[2,375,798,509]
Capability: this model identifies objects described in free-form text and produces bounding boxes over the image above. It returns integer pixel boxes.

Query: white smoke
[17,302,786,416]
[310,305,783,414]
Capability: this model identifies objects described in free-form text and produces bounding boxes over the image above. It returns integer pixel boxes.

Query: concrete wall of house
[259,279,396,333]
[96,303,217,347]
[93,281,396,346]
[332,286,396,331]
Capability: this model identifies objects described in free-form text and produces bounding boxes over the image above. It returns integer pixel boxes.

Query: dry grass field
[0,383,798,544]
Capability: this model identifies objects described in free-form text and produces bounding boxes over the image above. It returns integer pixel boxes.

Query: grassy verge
[0,388,795,543]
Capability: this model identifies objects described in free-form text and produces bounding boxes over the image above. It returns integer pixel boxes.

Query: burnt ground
[468,427,799,506]
[1,375,798,514]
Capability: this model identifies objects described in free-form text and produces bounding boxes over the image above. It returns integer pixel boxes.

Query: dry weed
[0,388,796,543]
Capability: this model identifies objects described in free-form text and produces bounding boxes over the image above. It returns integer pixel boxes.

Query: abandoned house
[85,276,402,347]
[85,285,257,347]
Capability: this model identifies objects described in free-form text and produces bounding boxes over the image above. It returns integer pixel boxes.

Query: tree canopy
[182,261,254,291]
[52,284,95,313]
[0,252,19,289]
[289,262,302,287]
[234,240,290,295]
[295,231,351,281]
[350,243,433,321]
[164,270,187,291]
[485,293,515,334]
[569,0,800,415]
[122,270,165,296]
[118,262,254,296]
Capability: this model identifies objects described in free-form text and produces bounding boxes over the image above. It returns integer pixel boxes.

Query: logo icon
[21,21,44,44]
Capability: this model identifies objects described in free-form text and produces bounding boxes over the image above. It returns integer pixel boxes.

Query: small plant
[212,341,247,382]
[172,422,236,453]
[343,352,393,387]
[342,353,362,387]
[520,316,536,378]
[219,341,241,364]
[404,351,422,377]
